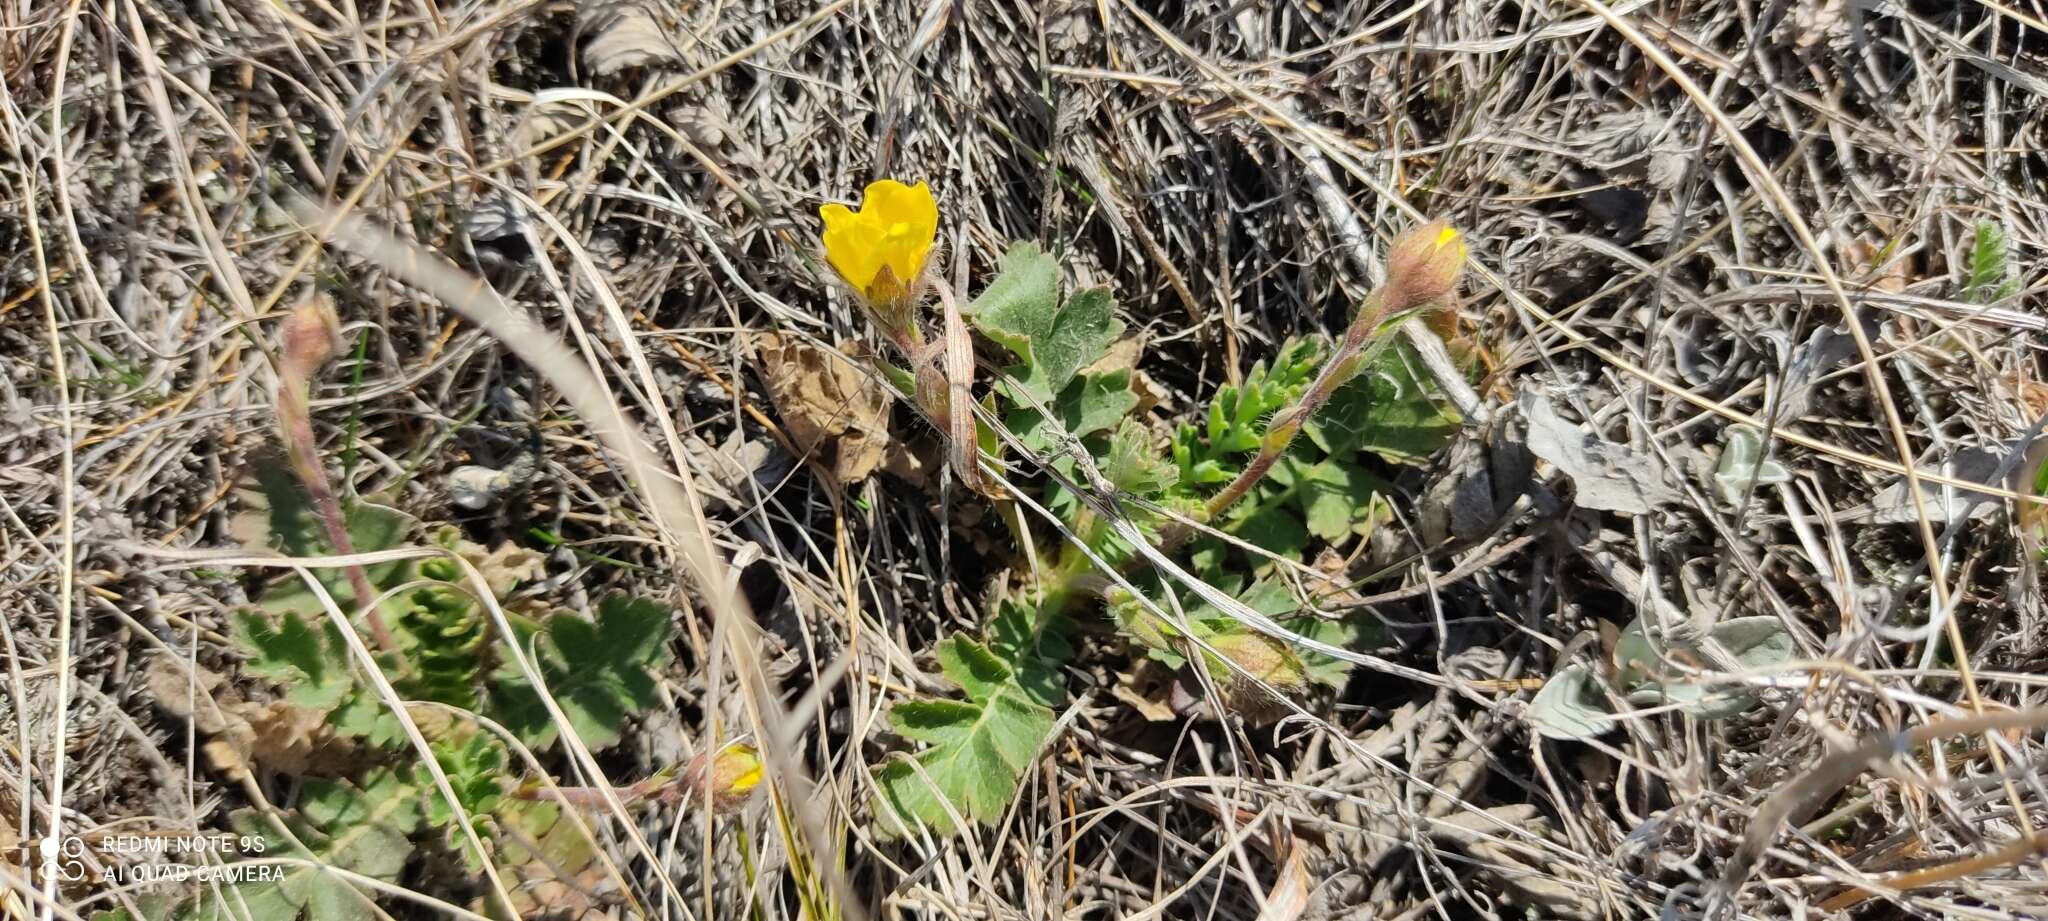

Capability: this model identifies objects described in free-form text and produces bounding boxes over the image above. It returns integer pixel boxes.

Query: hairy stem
[277,375,399,653]
[1159,291,1397,550]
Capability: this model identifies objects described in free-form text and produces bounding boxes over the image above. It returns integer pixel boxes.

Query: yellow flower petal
[819,202,883,292]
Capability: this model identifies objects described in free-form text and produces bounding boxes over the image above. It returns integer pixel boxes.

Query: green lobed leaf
[1268,456,1391,542]
[1228,503,1309,566]
[491,595,675,751]
[1114,576,1361,687]
[329,690,404,747]
[874,597,1072,837]
[968,244,1124,400]
[1201,577,1366,687]
[988,596,1074,706]
[1282,613,1367,688]
[249,463,416,620]
[1007,370,1139,455]
[232,609,353,712]
[965,242,1061,357]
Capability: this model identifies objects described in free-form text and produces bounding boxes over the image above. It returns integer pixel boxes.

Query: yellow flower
[1383,219,1467,312]
[818,179,938,305]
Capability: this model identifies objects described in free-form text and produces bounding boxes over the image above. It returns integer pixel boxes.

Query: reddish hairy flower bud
[280,297,342,383]
[1383,220,1466,313]
[677,743,764,815]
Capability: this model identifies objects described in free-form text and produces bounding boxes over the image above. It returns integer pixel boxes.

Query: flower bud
[280,297,342,383]
[1207,632,1307,722]
[1383,220,1466,313]
[677,743,764,815]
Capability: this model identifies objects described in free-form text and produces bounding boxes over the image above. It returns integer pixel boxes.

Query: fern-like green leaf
[394,558,490,710]
[1172,338,1322,486]
[1101,420,1178,498]
[425,733,507,827]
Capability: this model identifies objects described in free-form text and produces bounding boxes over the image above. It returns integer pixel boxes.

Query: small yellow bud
[1204,631,1307,723]
[679,743,764,815]
[1262,407,1303,451]
[1383,219,1466,313]
[1206,632,1304,687]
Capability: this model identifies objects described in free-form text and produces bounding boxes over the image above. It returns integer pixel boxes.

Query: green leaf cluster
[1303,339,1460,464]
[175,472,679,921]
[964,244,1179,565]
[210,769,421,921]
[877,247,1466,838]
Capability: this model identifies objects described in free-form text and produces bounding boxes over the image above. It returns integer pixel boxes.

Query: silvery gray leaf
[1862,444,2011,524]
[1528,663,1616,741]
[464,196,525,243]
[1519,388,1679,514]
[1714,424,1794,504]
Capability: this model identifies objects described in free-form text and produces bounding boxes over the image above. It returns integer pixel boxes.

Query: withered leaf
[752,332,893,484]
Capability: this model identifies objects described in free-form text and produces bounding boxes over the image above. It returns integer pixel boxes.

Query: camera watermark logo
[12,833,280,886]
[16,836,89,884]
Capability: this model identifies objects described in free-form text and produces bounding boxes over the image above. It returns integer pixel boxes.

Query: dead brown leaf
[752,332,892,484]
[1255,838,1315,921]
[449,532,548,598]
[144,658,340,779]
[579,0,680,76]
[1083,333,1146,375]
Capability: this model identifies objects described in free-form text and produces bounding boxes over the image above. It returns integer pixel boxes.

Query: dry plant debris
[4,2,2048,921]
